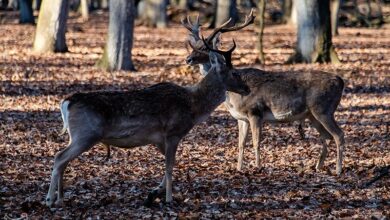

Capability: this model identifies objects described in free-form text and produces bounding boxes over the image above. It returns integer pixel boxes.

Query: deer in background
[182,12,345,175]
[45,48,249,207]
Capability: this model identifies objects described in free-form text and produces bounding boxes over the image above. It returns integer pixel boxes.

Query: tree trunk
[33,0,69,53]
[79,0,88,20]
[215,0,238,27]
[287,0,340,64]
[256,0,265,64]
[282,0,292,24]
[97,0,135,71]
[18,0,34,24]
[33,0,41,10]
[138,0,168,28]
[331,0,341,35]
[8,0,18,10]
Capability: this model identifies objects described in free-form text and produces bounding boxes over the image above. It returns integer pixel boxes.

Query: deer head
[182,9,255,66]
[199,37,249,95]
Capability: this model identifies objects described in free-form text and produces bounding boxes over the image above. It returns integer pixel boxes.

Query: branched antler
[181,15,201,40]
[205,9,255,44]
[201,36,236,68]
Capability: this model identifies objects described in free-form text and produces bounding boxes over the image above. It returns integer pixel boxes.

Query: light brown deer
[182,13,345,175]
[45,49,249,207]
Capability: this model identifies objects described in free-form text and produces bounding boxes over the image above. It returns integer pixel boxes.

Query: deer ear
[209,52,221,72]
[212,33,221,49]
[188,34,198,46]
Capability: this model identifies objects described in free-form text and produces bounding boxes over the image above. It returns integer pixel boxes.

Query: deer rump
[226,69,344,122]
[60,83,194,148]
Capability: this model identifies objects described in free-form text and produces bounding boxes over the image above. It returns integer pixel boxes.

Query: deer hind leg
[298,120,306,140]
[46,136,97,207]
[249,115,263,169]
[311,112,344,175]
[310,116,333,171]
[237,120,249,171]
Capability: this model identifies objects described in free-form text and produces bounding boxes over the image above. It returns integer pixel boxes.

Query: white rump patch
[59,100,70,135]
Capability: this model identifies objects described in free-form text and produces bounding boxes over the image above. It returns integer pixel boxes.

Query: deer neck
[199,63,212,76]
[189,72,226,123]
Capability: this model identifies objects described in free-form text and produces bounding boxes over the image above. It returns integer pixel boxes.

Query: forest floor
[0,10,389,219]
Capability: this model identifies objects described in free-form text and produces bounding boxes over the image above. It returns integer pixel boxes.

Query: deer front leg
[144,138,179,206]
[249,115,262,168]
[144,143,166,207]
[164,137,180,203]
[237,120,249,171]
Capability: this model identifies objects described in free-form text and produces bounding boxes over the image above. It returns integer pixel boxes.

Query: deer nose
[186,57,193,64]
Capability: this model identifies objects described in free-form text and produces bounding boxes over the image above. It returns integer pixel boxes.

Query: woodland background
[0,0,389,218]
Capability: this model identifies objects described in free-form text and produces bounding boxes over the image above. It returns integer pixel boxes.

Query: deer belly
[102,119,164,148]
[264,109,308,122]
[102,131,163,148]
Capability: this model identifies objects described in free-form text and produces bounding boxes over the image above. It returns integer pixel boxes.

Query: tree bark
[97,0,135,71]
[138,0,168,28]
[33,0,69,53]
[287,0,340,64]
[18,0,34,24]
[331,0,341,35]
[256,0,265,64]
[215,0,238,27]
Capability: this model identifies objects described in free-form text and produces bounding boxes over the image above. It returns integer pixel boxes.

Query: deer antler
[205,9,255,44]
[181,15,201,40]
[188,40,209,55]
[201,36,236,68]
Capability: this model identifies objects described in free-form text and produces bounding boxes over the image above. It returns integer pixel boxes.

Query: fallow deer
[182,13,345,175]
[45,49,249,207]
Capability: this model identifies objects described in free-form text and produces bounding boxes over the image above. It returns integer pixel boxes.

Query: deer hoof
[45,195,55,207]
[143,190,159,207]
[315,163,324,172]
[336,167,342,176]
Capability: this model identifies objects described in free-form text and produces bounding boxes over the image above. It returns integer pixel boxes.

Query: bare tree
[97,0,135,71]
[33,0,69,53]
[18,0,34,24]
[79,0,88,20]
[215,0,238,26]
[287,0,340,64]
[256,0,265,63]
[282,0,292,24]
[331,0,341,35]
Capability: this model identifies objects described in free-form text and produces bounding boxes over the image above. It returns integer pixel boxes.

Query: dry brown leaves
[0,10,389,219]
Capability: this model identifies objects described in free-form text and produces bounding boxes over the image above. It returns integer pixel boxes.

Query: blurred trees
[97,0,135,71]
[215,0,238,26]
[33,0,69,53]
[138,0,169,27]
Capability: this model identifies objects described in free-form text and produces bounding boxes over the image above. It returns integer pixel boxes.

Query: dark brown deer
[45,49,249,207]
[182,14,345,175]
